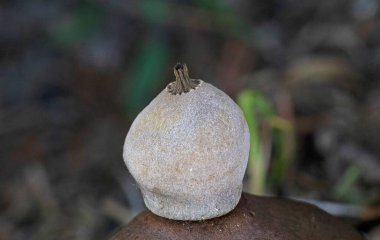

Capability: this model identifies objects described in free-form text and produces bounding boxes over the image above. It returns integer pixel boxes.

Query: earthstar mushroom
[123,63,250,220]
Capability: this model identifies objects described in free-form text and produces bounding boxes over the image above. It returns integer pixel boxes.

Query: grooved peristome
[167,63,200,95]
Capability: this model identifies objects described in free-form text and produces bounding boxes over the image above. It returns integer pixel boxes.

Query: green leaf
[269,117,295,189]
[49,3,104,48]
[121,36,170,117]
[334,166,362,201]
[193,0,252,39]
[138,0,168,26]
[237,90,275,194]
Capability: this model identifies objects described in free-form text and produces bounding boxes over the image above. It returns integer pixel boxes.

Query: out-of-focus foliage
[238,90,295,194]
[50,3,105,48]
[238,90,275,194]
[121,37,170,116]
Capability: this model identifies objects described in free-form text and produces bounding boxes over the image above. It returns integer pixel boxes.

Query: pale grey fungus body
[123,63,250,221]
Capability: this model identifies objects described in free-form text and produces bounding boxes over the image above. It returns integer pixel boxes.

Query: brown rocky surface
[111,192,363,240]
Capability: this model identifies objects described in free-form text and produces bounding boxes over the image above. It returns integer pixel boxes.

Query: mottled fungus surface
[123,63,249,220]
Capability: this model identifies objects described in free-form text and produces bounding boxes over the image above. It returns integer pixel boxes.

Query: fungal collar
[167,63,201,95]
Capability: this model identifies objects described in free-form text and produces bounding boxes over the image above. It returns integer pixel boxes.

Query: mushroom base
[141,184,242,221]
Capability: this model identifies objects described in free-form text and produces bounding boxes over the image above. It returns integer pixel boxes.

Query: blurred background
[1,0,380,239]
